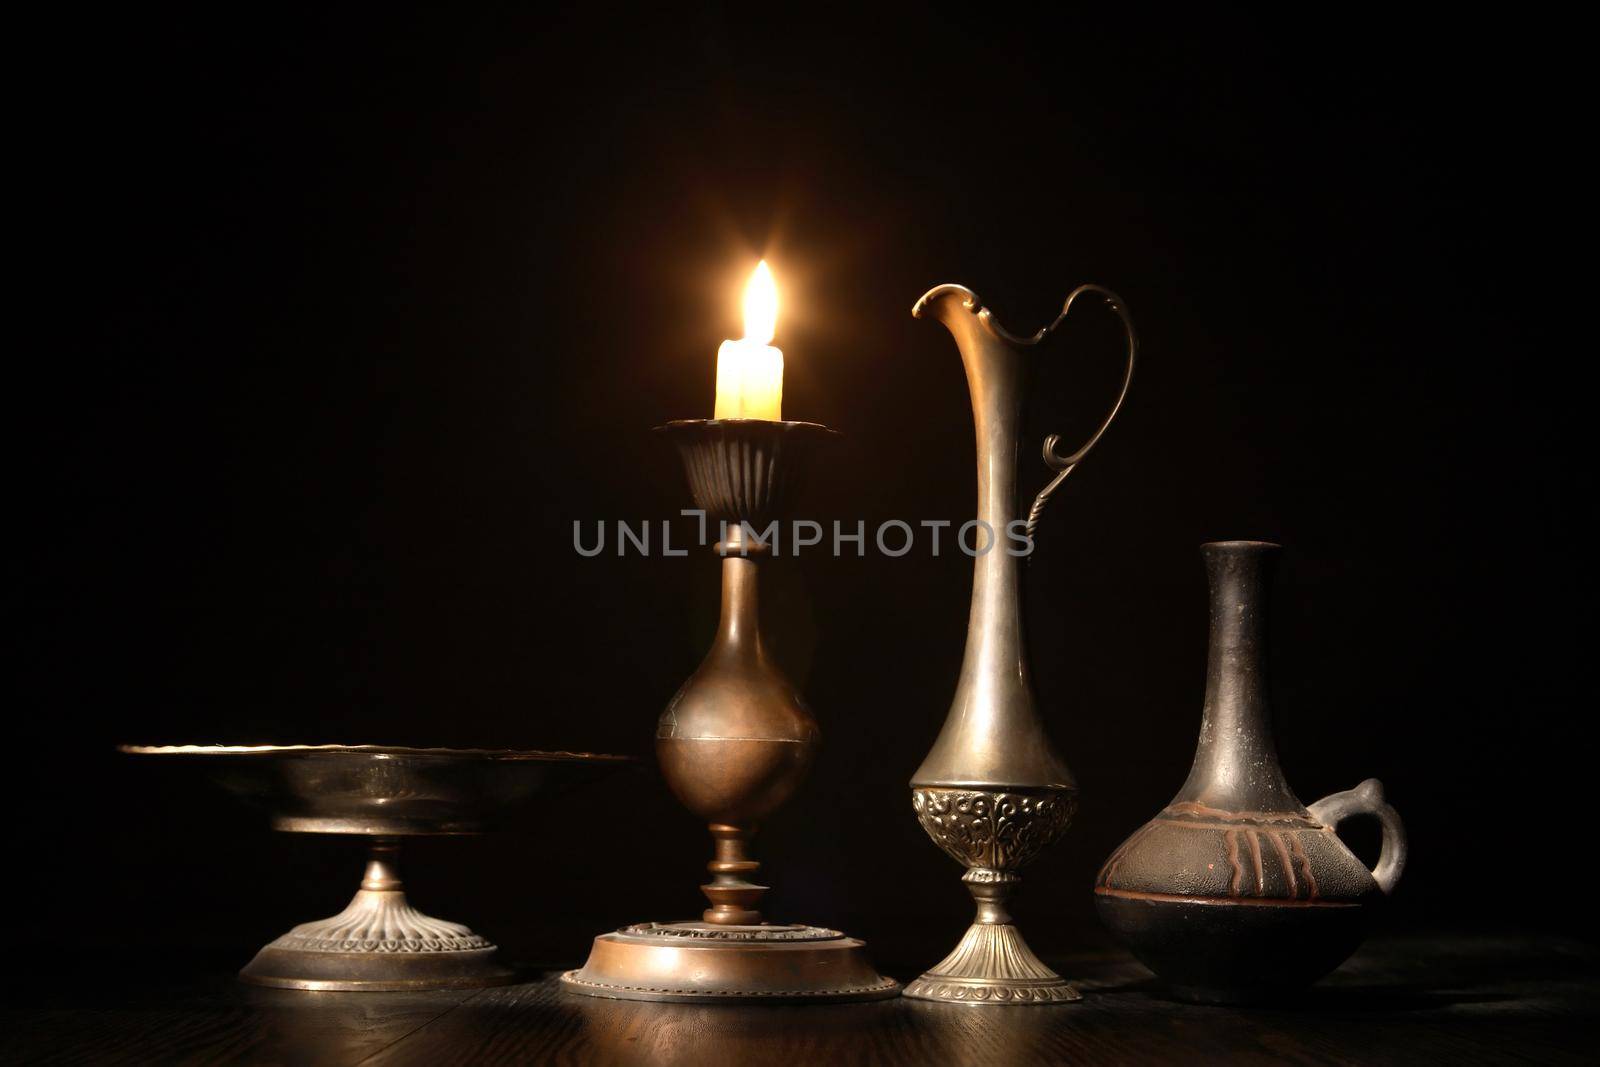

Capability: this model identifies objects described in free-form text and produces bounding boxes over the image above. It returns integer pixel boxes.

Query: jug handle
[1022,285,1137,548]
[1307,778,1407,895]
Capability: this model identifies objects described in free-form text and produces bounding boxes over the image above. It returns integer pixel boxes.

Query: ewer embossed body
[906,284,1135,1004]
[1094,542,1407,1003]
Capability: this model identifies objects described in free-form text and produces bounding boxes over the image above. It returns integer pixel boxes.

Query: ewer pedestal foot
[908,789,1079,1005]
[239,838,514,992]
[902,868,1079,1004]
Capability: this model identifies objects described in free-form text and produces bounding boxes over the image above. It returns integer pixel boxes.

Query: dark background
[18,6,1583,970]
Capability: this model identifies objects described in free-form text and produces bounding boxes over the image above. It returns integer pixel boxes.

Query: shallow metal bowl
[120,743,637,835]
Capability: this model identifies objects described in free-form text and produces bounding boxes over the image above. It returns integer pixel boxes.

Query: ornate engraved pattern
[913,788,1076,872]
[270,891,492,954]
[620,923,841,942]
[902,977,1080,1003]
[560,972,900,999]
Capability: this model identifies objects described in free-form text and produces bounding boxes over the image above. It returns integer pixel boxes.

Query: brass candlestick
[563,418,899,1003]
[905,284,1135,1005]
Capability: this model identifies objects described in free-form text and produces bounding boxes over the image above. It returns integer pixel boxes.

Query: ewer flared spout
[905,282,1135,1005]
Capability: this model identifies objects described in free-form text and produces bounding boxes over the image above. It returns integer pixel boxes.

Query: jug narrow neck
[911,298,1075,790]
[963,334,1028,691]
[1173,542,1304,815]
[966,340,1025,536]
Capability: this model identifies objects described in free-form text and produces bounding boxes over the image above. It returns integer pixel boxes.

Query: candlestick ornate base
[562,923,899,1003]
[905,284,1135,1005]
[563,419,898,1004]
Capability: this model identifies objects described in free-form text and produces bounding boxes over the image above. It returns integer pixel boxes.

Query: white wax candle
[714,261,784,421]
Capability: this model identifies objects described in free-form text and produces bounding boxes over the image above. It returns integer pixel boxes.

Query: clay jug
[1094,541,1406,1003]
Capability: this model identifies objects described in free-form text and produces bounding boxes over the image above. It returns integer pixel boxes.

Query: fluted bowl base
[237,887,517,991]
[240,944,514,992]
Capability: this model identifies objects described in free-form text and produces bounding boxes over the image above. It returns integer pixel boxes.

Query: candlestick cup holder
[562,418,900,1003]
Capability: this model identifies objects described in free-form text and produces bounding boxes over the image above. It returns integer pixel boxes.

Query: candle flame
[742,260,778,345]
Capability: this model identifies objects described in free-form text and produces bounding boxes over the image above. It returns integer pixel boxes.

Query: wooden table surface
[3,934,1593,1065]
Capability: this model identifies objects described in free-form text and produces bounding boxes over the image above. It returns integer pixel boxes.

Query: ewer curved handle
[1024,285,1137,548]
[1307,778,1407,896]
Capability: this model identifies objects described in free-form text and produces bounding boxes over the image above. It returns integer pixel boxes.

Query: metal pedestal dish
[122,744,633,991]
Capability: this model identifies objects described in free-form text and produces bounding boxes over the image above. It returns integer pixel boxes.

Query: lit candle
[714,260,784,421]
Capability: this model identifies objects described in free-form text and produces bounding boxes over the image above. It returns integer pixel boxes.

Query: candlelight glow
[742,260,778,344]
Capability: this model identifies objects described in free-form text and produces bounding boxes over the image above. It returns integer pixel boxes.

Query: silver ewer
[905,283,1135,1004]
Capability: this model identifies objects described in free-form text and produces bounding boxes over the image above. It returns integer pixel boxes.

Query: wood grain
[0,970,476,1066]
[3,936,1593,1065]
